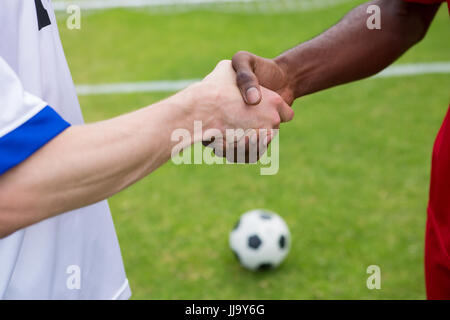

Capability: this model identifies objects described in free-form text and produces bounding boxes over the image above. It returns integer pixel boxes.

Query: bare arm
[232,0,441,105]
[0,61,293,237]
[0,91,195,237]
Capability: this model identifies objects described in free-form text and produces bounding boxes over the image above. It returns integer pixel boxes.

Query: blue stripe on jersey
[0,106,70,175]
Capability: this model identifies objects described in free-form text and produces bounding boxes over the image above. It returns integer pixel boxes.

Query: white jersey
[0,0,130,299]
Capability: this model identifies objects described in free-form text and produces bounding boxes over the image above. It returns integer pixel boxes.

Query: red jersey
[404,0,450,299]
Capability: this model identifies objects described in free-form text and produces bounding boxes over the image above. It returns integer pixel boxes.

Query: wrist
[187,81,222,135]
[274,48,316,99]
[175,81,216,144]
[273,54,301,99]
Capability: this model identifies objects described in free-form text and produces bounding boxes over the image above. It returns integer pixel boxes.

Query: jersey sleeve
[403,0,444,2]
[403,0,449,13]
[0,57,70,175]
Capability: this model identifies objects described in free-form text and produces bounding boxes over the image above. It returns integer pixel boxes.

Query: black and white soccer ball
[229,209,290,271]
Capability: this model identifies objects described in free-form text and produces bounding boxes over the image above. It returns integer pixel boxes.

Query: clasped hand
[197,59,293,163]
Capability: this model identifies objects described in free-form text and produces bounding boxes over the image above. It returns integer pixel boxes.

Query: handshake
[180,52,295,163]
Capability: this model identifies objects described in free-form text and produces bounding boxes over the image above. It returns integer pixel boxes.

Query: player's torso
[0,0,130,299]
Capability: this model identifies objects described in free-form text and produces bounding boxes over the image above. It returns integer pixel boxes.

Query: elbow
[0,210,19,239]
[0,187,33,239]
[403,16,430,46]
[389,0,439,46]
[394,22,427,49]
[0,205,20,239]
[0,226,15,239]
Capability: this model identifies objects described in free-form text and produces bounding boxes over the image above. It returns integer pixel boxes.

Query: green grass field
[58,1,450,299]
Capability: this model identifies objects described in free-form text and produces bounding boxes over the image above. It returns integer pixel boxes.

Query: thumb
[232,51,261,105]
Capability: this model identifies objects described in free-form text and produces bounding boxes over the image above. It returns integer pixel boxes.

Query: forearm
[275,0,440,98]
[0,86,203,237]
[0,60,291,237]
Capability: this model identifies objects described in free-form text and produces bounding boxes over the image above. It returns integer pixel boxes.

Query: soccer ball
[229,209,290,271]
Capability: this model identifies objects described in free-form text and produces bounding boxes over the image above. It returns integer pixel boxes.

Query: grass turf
[58,1,450,299]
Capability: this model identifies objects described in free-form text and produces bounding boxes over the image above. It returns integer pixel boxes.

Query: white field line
[76,79,197,95]
[52,0,354,11]
[75,62,450,96]
[53,0,257,11]
[374,62,450,78]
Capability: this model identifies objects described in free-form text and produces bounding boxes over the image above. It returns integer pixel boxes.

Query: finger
[232,51,261,105]
[277,99,295,123]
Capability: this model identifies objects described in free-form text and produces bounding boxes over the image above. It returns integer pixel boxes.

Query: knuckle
[271,94,284,107]
[233,50,251,61]
[272,113,281,127]
[288,108,295,121]
[217,59,231,68]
